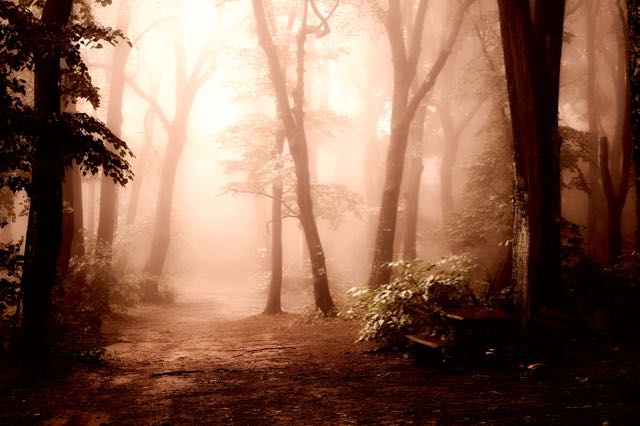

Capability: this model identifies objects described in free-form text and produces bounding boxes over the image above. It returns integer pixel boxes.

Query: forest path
[1,283,639,425]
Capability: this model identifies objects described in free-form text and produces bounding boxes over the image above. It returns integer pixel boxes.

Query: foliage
[218,113,363,228]
[0,239,23,350]
[444,112,513,252]
[559,126,591,194]
[344,254,489,348]
[0,1,133,194]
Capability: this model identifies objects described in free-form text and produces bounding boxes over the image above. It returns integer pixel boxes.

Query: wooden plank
[444,307,512,322]
[406,334,443,349]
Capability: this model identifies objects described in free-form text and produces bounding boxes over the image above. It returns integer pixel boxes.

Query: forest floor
[0,282,639,425]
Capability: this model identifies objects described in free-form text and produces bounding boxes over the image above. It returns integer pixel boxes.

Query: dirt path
[1,285,639,425]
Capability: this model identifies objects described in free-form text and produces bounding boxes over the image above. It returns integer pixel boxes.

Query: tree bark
[264,133,285,314]
[497,0,566,323]
[368,0,472,288]
[18,0,72,357]
[401,102,426,261]
[252,0,336,315]
[630,0,640,250]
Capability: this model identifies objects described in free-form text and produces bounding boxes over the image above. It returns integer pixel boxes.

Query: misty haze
[0,0,639,424]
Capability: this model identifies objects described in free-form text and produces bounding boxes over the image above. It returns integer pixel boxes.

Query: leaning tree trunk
[18,0,72,357]
[252,0,336,315]
[368,0,472,288]
[498,0,566,324]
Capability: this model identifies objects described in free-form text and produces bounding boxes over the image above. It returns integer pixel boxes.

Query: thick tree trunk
[252,0,335,314]
[18,0,72,357]
[498,0,566,323]
[631,0,640,249]
[264,133,285,314]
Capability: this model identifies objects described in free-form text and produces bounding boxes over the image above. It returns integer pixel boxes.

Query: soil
[0,284,639,425]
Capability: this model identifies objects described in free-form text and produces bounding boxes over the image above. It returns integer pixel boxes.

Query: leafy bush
[344,254,489,348]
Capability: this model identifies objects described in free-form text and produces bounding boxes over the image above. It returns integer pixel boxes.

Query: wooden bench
[406,334,445,364]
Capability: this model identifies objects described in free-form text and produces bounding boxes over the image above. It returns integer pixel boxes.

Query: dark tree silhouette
[497,0,567,322]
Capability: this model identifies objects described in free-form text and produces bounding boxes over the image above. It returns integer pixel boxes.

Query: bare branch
[308,0,340,38]
[227,188,299,217]
[124,76,171,133]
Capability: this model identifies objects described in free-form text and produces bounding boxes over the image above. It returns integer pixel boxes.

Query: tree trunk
[402,156,423,260]
[497,0,566,323]
[252,0,335,315]
[57,102,84,279]
[57,166,75,279]
[439,101,458,223]
[142,113,191,300]
[96,1,131,260]
[368,0,471,288]
[630,0,640,250]
[264,133,285,314]
[71,163,84,258]
[86,179,96,241]
[18,0,72,357]
[586,0,606,260]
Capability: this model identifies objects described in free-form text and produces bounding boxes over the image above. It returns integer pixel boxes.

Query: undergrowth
[343,254,492,349]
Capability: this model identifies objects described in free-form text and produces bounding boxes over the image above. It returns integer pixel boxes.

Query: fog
[2,0,633,312]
